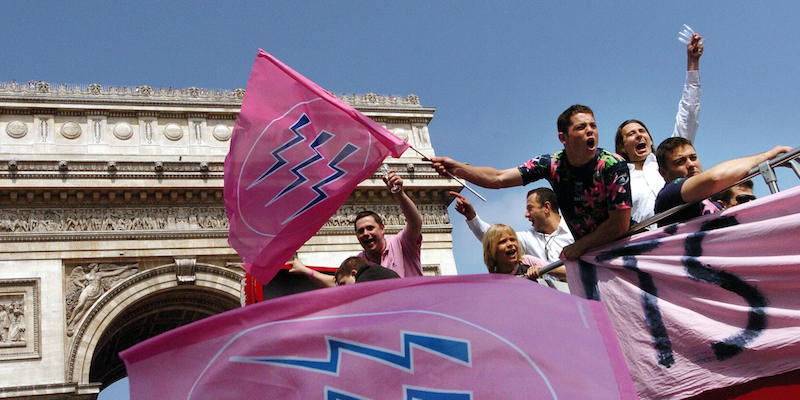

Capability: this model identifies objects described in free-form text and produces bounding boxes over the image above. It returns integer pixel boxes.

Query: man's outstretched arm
[680,146,792,203]
[429,156,523,189]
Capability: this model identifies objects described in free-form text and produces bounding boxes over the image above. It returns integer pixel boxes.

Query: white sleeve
[672,70,701,142]
[465,214,491,242]
[516,230,540,260]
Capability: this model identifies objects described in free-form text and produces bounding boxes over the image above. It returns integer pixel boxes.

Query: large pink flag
[120,274,636,399]
[225,49,409,283]
[566,185,800,399]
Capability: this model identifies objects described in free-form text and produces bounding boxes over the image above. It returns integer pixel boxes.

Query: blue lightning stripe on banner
[283,142,359,224]
[404,386,473,400]
[265,130,333,207]
[246,114,310,191]
[230,331,471,375]
[325,386,472,400]
[325,387,369,400]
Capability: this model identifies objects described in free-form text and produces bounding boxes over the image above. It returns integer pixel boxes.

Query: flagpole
[406,146,487,202]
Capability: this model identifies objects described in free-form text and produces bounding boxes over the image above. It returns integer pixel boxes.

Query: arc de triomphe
[0,82,459,399]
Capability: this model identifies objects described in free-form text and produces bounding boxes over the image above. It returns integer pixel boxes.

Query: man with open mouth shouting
[290,168,423,287]
[614,31,704,225]
[430,104,632,261]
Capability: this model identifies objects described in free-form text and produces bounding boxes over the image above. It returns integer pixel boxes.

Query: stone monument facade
[0,82,460,398]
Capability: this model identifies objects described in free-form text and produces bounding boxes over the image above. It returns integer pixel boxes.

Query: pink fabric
[521,254,548,268]
[357,226,422,277]
[224,49,409,284]
[120,274,636,400]
[566,185,800,399]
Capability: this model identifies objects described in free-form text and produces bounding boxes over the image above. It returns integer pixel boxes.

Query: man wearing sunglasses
[710,180,756,210]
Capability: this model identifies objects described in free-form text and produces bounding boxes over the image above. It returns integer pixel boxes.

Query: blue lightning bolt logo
[229,331,471,375]
[283,142,359,223]
[245,113,361,225]
[265,129,333,207]
[246,114,309,191]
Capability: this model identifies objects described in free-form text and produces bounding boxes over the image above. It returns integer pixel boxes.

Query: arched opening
[88,285,239,390]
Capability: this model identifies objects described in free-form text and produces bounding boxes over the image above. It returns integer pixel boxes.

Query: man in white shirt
[451,187,574,267]
[615,32,704,225]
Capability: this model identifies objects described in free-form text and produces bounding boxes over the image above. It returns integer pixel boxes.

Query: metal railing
[537,146,800,277]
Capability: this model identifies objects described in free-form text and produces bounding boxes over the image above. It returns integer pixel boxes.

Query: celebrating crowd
[289,31,791,288]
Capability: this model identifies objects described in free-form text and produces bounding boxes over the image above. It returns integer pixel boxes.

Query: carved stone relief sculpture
[143,120,154,144]
[192,121,203,143]
[0,207,229,233]
[65,263,138,336]
[60,121,82,140]
[212,124,231,141]
[163,123,183,141]
[39,119,48,142]
[0,279,39,360]
[113,122,134,140]
[0,298,25,345]
[88,83,102,95]
[0,204,447,235]
[5,121,28,139]
[413,125,430,146]
[90,119,102,143]
[136,85,153,96]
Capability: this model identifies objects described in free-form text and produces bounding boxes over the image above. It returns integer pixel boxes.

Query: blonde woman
[482,224,566,281]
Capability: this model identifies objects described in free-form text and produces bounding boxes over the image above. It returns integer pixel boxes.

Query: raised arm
[429,156,523,189]
[673,33,704,142]
[450,190,491,242]
[680,146,792,203]
[385,169,422,241]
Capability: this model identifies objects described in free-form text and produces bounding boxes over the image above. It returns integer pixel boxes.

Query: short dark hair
[655,137,693,171]
[335,256,368,281]
[354,210,383,230]
[557,104,594,134]
[527,187,560,213]
[614,119,654,159]
[710,180,755,204]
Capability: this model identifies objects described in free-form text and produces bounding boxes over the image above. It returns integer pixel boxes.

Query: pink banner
[567,185,800,399]
[224,49,409,284]
[121,274,636,399]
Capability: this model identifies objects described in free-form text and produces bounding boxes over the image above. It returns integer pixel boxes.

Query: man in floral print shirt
[430,104,632,260]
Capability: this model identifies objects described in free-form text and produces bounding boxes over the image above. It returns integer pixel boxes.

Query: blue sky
[4,2,800,398]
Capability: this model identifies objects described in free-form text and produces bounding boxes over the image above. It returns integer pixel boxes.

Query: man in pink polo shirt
[292,168,423,286]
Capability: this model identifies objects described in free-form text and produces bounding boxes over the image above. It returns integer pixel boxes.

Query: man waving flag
[224,49,409,284]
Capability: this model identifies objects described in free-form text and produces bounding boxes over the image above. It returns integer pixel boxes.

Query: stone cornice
[0,82,244,105]
[0,230,230,243]
[0,82,430,110]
